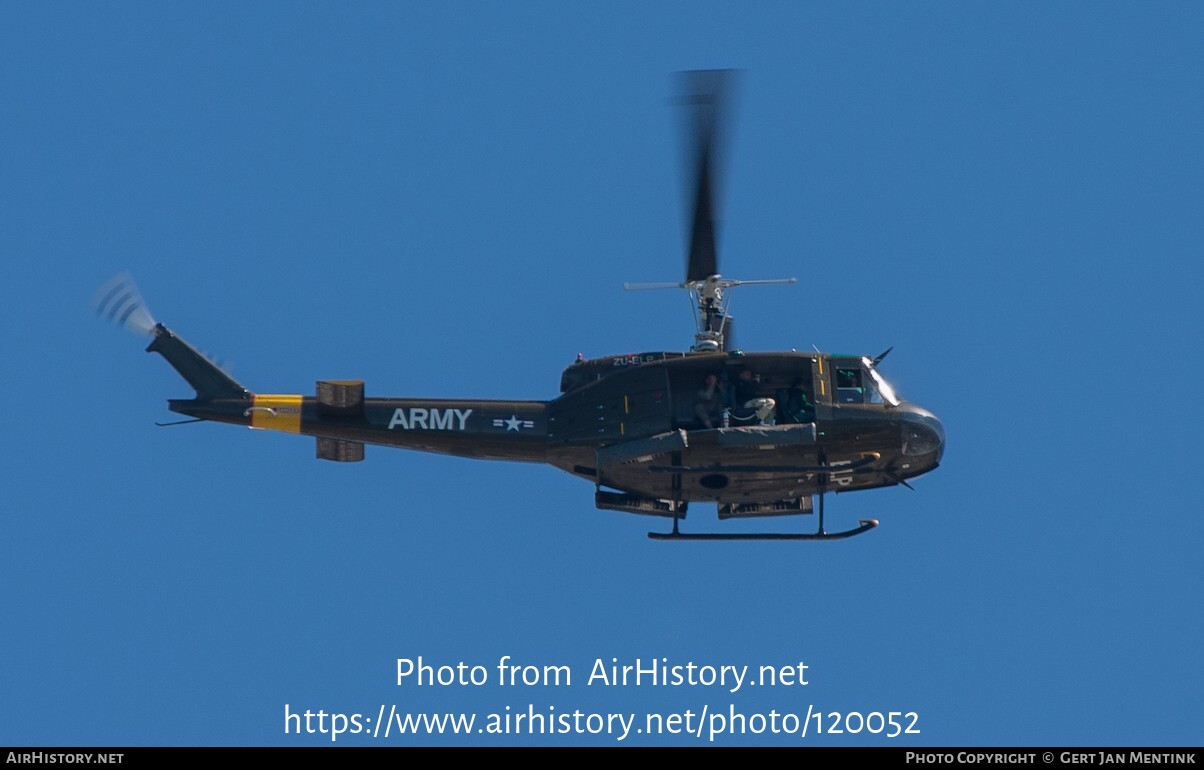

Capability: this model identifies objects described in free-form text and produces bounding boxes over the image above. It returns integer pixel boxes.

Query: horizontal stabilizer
[317,438,364,462]
[317,380,365,417]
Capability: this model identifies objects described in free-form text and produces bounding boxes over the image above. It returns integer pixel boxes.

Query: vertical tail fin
[145,323,250,400]
[94,273,251,401]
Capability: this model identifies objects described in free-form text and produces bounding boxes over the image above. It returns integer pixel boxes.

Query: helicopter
[95,70,944,541]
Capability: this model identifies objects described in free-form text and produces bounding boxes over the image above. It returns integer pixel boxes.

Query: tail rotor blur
[92,272,157,337]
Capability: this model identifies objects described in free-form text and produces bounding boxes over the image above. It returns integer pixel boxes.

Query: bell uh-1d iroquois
[95,70,944,541]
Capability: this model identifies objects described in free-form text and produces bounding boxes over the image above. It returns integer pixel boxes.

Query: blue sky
[2,2,1201,746]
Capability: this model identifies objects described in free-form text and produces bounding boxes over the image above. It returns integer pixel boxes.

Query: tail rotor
[92,272,157,337]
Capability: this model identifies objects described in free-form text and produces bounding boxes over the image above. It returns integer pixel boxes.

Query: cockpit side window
[835,367,864,403]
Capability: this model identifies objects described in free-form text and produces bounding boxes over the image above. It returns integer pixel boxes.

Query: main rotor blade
[622,281,685,291]
[680,69,737,283]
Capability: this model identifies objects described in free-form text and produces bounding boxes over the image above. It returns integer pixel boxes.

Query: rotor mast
[624,275,796,351]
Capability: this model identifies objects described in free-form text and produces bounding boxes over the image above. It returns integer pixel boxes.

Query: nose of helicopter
[897,403,945,461]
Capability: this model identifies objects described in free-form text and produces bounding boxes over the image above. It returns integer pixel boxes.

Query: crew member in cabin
[694,372,723,429]
[733,369,776,425]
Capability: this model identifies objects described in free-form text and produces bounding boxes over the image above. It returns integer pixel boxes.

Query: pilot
[734,369,776,425]
[694,372,723,429]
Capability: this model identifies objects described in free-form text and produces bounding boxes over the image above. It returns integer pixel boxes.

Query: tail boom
[145,323,548,462]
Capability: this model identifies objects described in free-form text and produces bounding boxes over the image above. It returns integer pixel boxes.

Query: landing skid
[649,462,878,541]
[648,519,878,541]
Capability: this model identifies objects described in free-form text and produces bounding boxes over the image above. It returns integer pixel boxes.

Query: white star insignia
[504,415,523,431]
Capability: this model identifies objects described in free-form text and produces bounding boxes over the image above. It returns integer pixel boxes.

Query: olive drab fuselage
[161,330,944,513]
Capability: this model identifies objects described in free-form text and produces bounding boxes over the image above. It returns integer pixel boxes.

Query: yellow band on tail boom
[251,394,303,433]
